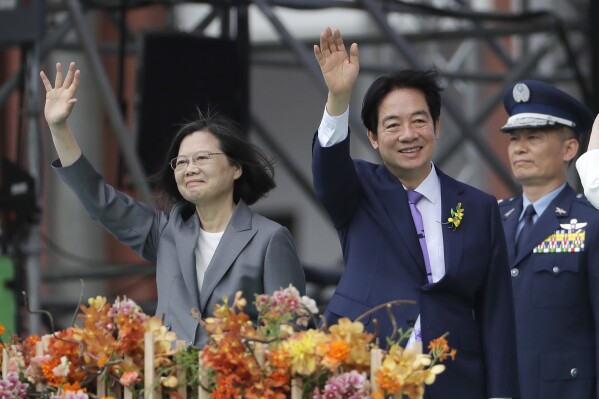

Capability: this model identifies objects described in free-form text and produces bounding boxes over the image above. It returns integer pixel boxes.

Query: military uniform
[499,79,597,399]
[500,186,599,399]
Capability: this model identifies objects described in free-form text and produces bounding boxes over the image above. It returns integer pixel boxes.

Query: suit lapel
[374,165,427,275]
[438,171,464,280]
[501,197,522,265]
[514,186,574,265]
[200,201,257,312]
[175,212,201,307]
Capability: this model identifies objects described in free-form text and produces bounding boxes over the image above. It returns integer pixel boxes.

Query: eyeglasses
[169,150,225,171]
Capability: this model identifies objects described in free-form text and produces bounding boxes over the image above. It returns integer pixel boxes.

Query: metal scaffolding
[0,0,595,333]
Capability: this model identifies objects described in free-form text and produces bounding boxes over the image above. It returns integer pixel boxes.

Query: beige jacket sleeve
[576,149,599,209]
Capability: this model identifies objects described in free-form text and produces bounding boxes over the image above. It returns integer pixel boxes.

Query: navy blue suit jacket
[500,185,599,399]
[312,133,519,399]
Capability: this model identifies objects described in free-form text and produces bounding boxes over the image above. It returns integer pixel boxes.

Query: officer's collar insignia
[503,208,515,218]
[555,207,567,215]
[559,218,587,231]
[513,83,531,103]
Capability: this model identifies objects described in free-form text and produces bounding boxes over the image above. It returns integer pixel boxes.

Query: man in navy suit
[311,27,519,399]
[498,79,599,399]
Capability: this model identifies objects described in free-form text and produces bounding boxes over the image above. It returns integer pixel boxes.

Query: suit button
[407,319,416,327]
[553,266,560,274]
[570,368,578,377]
[511,268,519,277]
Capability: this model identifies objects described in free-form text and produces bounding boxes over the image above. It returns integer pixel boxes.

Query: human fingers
[54,62,64,88]
[40,71,53,92]
[314,44,324,65]
[333,28,345,52]
[349,42,359,67]
[66,69,81,100]
[62,62,77,88]
[319,26,334,58]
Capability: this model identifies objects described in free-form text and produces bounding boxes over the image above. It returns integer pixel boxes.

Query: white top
[195,228,224,293]
[576,149,599,210]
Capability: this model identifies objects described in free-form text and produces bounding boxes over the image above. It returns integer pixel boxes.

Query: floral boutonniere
[443,203,464,231]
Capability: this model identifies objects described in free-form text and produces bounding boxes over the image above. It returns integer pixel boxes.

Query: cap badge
[513,83,531,103]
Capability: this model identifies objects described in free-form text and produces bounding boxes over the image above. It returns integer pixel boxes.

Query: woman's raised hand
[40,62,80,127]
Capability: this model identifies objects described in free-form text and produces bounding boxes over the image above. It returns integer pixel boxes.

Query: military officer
[499,80,599,399]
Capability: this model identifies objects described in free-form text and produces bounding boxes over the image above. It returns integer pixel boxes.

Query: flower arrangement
[1,286,455,399]
[198,285,456,399]
[0,296,199,399]
[443,203,464,230]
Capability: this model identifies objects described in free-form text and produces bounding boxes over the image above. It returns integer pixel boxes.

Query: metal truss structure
[1,0,596,333]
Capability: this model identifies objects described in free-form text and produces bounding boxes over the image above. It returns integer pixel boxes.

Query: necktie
[516,204,536,256]
[407,190,433,284]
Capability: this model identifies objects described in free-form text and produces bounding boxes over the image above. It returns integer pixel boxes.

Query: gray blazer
[54,156,305,346]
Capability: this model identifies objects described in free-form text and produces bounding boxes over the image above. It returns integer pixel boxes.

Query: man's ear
[367,130,379,150]
[434,119,441,140]
[563,137,579,163]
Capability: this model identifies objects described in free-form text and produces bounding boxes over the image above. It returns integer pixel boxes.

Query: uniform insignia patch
[534,218,586,253]
[555,207,567,215]
[504,208,515,218]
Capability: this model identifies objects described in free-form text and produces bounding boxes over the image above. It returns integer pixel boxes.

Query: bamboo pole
[291,377,302,399]
[35,341,44,392]
[144,331,156,399]
[176,340,187,399]
[370,348,383,394]
[1,348,8,378]
[198,355,210,399]
[123,356,133,399]
[96,374,107,397]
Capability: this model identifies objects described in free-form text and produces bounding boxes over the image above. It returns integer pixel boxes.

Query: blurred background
[0,0,597,340]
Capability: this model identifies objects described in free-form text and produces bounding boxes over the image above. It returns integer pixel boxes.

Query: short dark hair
[361,68,443,135]
[153,110,275,211]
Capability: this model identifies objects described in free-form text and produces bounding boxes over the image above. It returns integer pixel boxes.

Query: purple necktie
[407,190,433,284]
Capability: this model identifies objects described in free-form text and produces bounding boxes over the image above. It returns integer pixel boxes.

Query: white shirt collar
[413,163,440,205]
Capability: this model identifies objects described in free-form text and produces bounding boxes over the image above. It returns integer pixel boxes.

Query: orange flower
[62,381,86,393]
[41,357,63,387]
[0,323,5,335]
[427,337,457,362]
[322,340,350,370]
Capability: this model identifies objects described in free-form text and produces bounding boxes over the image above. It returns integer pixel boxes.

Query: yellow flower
[161,375,178,388]
[87,296,107,310]
[282,329,327,376]
[444,203,464,231]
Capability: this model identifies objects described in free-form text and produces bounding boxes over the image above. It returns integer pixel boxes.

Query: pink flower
[119,371,141,387]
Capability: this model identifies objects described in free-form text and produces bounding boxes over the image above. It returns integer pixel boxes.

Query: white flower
[301,296,319,314]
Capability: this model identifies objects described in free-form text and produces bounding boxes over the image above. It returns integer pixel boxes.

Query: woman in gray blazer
[40,62,305,347]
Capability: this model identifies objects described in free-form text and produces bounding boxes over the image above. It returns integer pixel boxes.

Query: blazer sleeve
[477,198,520,398]
[311,130,361,228]
[263,226,306,295]
[576,149,599,210]
[53,155,165,261]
